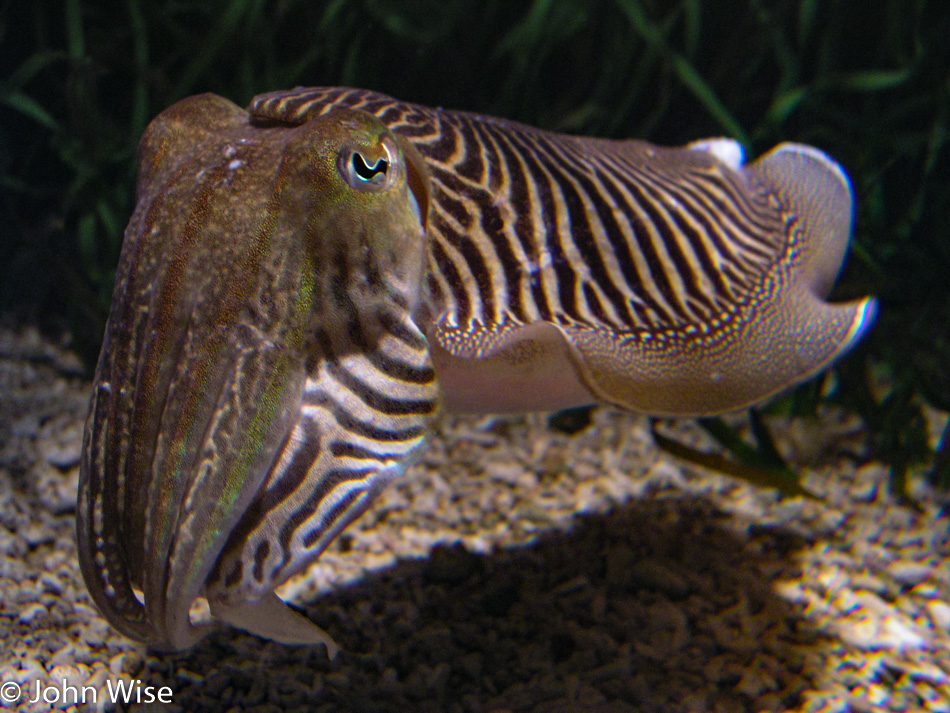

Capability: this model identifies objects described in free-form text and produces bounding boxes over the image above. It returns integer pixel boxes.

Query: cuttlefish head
[76,94,436,653]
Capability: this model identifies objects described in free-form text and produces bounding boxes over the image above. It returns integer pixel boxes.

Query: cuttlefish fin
[749,142,856,298]
[430,318,594,413]
[209,593,339,658]
[563,142,876,416]
[431,143,875,417]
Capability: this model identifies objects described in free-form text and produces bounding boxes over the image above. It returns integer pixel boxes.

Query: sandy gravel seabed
[0,324,948,713]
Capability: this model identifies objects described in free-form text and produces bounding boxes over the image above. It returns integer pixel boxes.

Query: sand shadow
[131,494,827,713]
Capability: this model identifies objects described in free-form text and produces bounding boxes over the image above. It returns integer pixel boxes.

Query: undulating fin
[749,143,855,298]
[427,319,594,413]
[426,137,874,415]
[560,143,876,415]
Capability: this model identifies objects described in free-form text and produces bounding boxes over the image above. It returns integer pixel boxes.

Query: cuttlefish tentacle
[78,86,875,651]
[78,93,436,651]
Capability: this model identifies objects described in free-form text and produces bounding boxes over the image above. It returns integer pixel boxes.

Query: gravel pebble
[888,560,934,588]
[1,324,948,713]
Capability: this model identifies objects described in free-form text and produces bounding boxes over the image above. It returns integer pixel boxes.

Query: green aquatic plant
[1,0,947,495]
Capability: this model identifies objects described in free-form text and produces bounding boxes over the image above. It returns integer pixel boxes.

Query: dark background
[1,0,947,489]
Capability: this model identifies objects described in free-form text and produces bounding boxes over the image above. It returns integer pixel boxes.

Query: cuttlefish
[76,87,875,654]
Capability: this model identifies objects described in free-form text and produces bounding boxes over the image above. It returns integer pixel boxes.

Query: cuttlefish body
[77,87,875,653]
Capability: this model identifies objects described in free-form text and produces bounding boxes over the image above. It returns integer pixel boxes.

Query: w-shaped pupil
[353,152,388,181]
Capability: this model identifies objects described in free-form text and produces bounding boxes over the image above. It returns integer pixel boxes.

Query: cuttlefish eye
[339,140,395,191]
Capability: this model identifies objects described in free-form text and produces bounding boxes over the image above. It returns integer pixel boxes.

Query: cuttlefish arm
[252,87,875,416]
[77,93,436,652]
